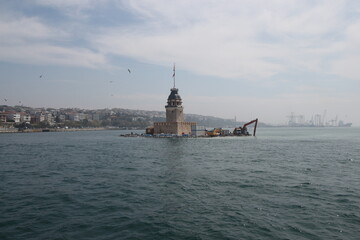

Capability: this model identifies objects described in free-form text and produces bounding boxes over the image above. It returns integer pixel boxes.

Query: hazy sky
[1,0,359,125]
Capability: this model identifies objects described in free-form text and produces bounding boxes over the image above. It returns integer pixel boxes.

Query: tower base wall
[154,122,196,136]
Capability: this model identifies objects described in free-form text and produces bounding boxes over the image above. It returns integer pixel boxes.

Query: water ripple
[1,129,360,239]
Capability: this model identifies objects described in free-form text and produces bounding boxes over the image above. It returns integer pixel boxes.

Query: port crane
[233,118,258,136]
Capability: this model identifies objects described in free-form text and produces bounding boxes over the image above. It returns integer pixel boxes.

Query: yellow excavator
[206,128,221,137]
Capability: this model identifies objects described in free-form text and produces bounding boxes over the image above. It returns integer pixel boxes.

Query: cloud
[329,20,360,80]
[34,0,98,19]
[94,26,284,79]
[0,44,106,68]
[35,0,95,7]
[91,0,360,82]
[2,0,360,82]
[0,15,107,68]
[0,15,67,43]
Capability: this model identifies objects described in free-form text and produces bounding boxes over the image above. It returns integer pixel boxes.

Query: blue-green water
[1,128,360,239]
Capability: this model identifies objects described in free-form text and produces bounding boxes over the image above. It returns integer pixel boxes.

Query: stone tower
[165,88,184,122]
[152,65,196,136]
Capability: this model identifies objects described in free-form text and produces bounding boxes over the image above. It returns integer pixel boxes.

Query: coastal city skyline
[1,1,360,126]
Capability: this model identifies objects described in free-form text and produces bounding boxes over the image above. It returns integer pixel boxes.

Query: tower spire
[172,63,176,88]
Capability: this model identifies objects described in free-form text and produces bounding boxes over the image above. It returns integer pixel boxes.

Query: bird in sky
[4,98,8,102]
[128,69,131,74]
[39,75,42,78]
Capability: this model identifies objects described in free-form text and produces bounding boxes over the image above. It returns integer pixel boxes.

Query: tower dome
[166,88,182,107]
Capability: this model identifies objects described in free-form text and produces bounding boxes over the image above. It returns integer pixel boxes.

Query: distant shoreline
[0,127,124,134]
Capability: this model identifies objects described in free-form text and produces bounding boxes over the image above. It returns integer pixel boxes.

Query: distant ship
[338,121,352,127]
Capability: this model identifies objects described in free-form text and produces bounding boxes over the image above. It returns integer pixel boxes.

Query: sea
[1,127,360,240]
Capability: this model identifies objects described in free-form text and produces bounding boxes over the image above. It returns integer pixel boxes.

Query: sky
[0,0,359,126]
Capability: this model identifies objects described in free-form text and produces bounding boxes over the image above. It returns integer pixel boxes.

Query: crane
[233,118,258,136]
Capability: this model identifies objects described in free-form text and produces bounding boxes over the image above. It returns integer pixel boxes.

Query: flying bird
[39,75,42,78]
[128,69,131,74]
[4,98,8,102]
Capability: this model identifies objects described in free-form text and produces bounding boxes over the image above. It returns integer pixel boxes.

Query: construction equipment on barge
[233,118,258,136]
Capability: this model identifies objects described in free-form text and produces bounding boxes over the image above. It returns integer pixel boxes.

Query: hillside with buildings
[0,105,259,132]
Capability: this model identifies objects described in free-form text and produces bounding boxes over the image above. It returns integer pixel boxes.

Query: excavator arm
[242,118,258,136]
